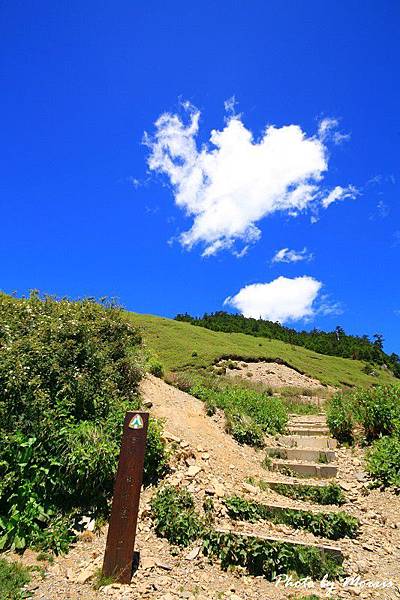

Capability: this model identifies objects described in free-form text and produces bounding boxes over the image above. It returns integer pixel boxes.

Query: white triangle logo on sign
[129,414,144,429]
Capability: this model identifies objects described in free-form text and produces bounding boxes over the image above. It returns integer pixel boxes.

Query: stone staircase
[213,413,351,572]
[268,413,338,479]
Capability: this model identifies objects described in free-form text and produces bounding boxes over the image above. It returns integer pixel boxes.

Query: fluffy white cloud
[224,276,322,323]
[321,185,358,208]
[272,247,313,263]
[145,103,355,256]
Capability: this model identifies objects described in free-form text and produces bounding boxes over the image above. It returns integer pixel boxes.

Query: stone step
[214,527,343,561]
[265,447,336,463]
[277,435,337,450]
[270,460,338,479]
[288,419,328,426]
[288,427,330,436]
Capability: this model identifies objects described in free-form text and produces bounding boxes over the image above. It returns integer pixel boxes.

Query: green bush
[203,531,343,580]
[225,412,265,447]
[151,487,344,581]
[366,435,400,490]
[0,293,167,552]
[224,496,359,540]
[151,485,204,547]
[326,392,356,444]
[327,385,400,445]
[0,559,31,600]
[356,385,400,442]
[190,381,287,446]
[147,357,164,378]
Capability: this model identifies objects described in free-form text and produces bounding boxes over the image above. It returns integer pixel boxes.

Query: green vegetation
[92,568,117,590]
[151,485,205,547]
[151,487,344,580]
[224,496,358,540]
[0,558,31,600]
[247,478,345,505]
[175,312,400,378]
[327,384,400,491]
[366,436,400,491]
[165,370,288,447]
[203,531,344,580]
[129,313,396,388]
[0,293,167,553]
[327,384,400,444]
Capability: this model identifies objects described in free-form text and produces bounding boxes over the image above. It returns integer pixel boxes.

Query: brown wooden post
[102,411,149,583]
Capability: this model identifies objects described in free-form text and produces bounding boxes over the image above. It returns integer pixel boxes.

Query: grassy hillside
[128,313,396,388]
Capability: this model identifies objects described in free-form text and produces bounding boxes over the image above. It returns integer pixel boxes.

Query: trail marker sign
[102,411,149,583]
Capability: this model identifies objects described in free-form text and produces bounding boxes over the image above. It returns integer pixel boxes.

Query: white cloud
[145,102,355,256]
[272,247,313,264]
[224,276,322,323]
[321,185,358,209]
[318,117,350,145]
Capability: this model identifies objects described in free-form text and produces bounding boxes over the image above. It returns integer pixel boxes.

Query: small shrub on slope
[151,485,204,547]
[366,435,400,491]
[0,559,31,600]
[0,293,167,552]
[190,381,287,446]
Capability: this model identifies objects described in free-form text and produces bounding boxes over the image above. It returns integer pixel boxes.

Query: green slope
[128,313,396,388]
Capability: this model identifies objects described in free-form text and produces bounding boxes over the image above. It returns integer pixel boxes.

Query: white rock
[185,546,201,560]
[187,465,202,477]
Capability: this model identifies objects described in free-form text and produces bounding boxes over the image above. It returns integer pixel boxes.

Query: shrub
[247,478,346,505]
[0,559,31,600]
[203,531,343,580]
[224,496,359,540]
[151,486,204,547]
[356,385,400,442]
[151,487,344,581]
[327,385,400,444]
[366,435,400,490]
[190,381,287,446]
[326,392,356,444]
[225,412,265,447]
[147,357,164,378]
[0,293,167,552]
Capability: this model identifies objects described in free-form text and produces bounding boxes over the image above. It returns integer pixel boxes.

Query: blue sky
[1,1,399,352]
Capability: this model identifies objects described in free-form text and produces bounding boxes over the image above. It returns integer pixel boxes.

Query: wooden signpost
[102,411,149,583]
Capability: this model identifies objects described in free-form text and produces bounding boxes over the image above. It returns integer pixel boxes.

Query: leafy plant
[366,435,400,490]
[0,559,31,600]
[203,531,344,580]
[326,393,356,444]
[151,486,204,547]
[189,380,287,446]
[264,481,345,506]
[147,357,164,378]
[0,292,167,552]
[224,496,359,540]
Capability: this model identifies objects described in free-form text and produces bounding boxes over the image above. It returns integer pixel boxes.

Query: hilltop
[128,312,396,388]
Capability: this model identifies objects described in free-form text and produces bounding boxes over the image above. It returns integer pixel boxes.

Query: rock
[185,546,201,560]
[156,561,173,571]
[140,557,155,570]
[187,465,202,477]
[76,564,96,584]
[201,452,210,461]
[197,445,205,452]
[242,482,258,494]
[204,487,215,496]
[65,568,74,580]
[185,457,196,466]
[164,432,181,443]
[160,594,175,600]
[340,481,353,491]
[214,483,225,498]
[180,441,190,449]
[143,400,153,408]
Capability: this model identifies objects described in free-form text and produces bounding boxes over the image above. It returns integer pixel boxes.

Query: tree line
[175,311,400,378]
